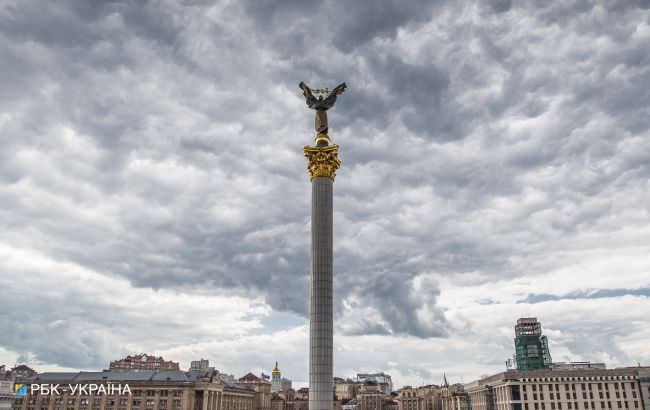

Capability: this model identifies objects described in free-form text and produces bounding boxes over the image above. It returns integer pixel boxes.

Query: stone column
[304,139,341,410]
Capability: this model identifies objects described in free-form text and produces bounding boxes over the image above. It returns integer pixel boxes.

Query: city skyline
[1,0,650,390]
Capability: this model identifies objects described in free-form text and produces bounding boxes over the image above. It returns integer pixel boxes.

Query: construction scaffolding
[514,317,552,371]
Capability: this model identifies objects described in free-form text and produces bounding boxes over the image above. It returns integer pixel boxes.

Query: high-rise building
[514,318,552,371]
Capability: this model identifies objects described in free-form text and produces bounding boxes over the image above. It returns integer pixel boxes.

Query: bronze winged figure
[299,82,347,136]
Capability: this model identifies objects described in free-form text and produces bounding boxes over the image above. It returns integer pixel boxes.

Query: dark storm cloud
[1,0,650,371]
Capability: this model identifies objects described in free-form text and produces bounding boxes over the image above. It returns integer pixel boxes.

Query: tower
[271,362,292,393]
[514,317,552,371]
[299,81,346,410]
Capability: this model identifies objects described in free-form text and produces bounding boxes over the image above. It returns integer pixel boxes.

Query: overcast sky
[1,0,650,388]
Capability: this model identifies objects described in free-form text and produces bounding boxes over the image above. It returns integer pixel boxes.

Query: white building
[271,363,292,393]
[465,367,650,410]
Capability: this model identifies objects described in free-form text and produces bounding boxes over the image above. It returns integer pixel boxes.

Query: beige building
[13,371,254,410]
[398,386,442,410]
[465,368,650,410]
[440,392,468,410]
[358,382,386,410]
[238,374,271,410]
[109,355,179,373]
[334,379,355,401]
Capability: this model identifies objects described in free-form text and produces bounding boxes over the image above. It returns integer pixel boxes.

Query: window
[119,400,128,406]
[160,391,168,397]
[134,391,143,397]
[146,400,154,406]
[147,392,156,397]
[172,391,182,398]
[132,400,141,407]
[159,400,167,408]
[172,400,181,407]
[67,400,75,405]
[80,399,89,406]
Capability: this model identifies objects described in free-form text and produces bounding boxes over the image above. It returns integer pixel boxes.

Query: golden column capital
[303,144,341,181]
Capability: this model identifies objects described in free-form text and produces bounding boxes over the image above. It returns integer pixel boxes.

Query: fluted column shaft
[309,176,333,410]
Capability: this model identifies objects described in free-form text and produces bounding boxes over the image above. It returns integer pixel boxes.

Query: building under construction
[514,317,551,371]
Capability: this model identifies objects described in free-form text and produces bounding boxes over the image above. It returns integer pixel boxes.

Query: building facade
[465,368,650,410]
[356,375,393,397]
[1,380,13,410]
[270,365,291,394]
[238,374,271,410]
[358,383,384,410]
[440,393,469,410]
[398,386,442,410]
[550,364,606,371]
[333,379,355,401]
[13,371,254,410]
[189,361,214,373]
[109,355,180,373]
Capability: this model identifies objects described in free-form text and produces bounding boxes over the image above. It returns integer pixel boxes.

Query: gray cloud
[1,0,650,376]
